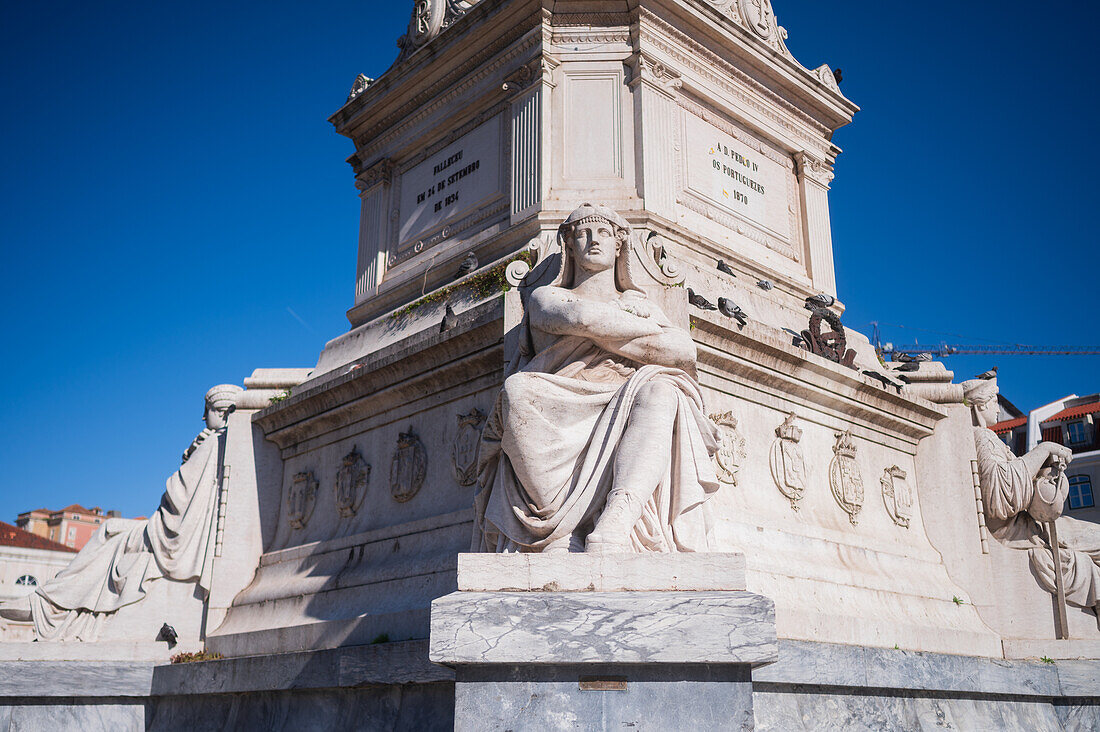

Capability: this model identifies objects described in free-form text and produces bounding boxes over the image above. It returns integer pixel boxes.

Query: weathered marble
[755,640,1061,697]
[431,590,776,666]
[455,664,752,732]
[145,685,454,732]
[0,661,154,697]
[1,701,146,732]
[456,552,746,592]
[754,691,1067,732]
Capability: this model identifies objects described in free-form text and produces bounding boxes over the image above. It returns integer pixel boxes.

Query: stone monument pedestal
[430,553,775,731]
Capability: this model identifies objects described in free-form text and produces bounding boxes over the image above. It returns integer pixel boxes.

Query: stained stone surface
[145,685,454,732]
[430,590,777,666]
[456,552,747,592]
[454,664,753,732]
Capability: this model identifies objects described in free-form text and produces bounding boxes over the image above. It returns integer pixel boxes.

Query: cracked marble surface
[430,590,776,665]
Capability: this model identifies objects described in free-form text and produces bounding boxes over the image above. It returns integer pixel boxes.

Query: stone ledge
[151,640,451,696]
[754,640,1064,698]
[457,552,747,592]
[430,590,777,666]
[0,661,155,697]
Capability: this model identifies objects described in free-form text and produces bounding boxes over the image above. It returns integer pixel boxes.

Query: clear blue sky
[2,1,1097,522]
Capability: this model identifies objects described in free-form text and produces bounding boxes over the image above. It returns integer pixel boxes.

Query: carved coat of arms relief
[287,471,318,530]
[829,430,864,525]
[390,429,428,503]
[452,409,486,487]
[769,413,806,510]
[709,411,748,486]
[881,465,913,528]
[335,447,371,518]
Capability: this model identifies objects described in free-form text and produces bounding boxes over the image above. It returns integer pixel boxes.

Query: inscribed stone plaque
[397,116,503,253]
[681,113,796,255]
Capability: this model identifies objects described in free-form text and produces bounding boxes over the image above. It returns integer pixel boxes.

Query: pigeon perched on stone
[782,327,806,348]
[805,293,836,310]
[454,252,478,279]
[716,260,737,277]
[894,352,933,363]
[687,288,718,311]
[440,303,459,333]
[833,68,843,85]
[862,370,903,394]
[717,298,748,326]
[976,367,998,380]
[757,280,774,291]
[157,623,178,648]
[897,361,921,372]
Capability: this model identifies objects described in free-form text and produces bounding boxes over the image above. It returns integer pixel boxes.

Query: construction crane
[870,323,1100,361]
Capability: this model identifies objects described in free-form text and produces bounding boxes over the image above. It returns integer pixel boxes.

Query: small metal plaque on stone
[579,677,627,692]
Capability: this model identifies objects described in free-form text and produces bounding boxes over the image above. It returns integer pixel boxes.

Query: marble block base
[432,553,774,731]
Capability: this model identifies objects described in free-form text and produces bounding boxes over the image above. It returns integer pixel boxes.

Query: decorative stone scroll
[769,413,806,510]
[881,465,912,528]
[287,471,318,530]
[390,430,428,503]
[452,409,486,487]
[335,448,371,518]
[829,430,864,525]
[710,412,748,486]
[398,0,483,55]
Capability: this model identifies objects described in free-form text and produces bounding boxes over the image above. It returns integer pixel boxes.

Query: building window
[15,575,37,587]
[1066,421,1088,445]
[1068,475,1095,510]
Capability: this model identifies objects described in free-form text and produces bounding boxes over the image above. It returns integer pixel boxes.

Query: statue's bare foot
[0,596,32,622]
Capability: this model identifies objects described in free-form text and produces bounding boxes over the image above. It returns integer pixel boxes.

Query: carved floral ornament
[829,430,864,525]
[400,0,482,52]
[769,413,806,510]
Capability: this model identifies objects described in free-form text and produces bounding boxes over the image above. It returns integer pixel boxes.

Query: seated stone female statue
[967,378,1100,616]
[474,203,721,553]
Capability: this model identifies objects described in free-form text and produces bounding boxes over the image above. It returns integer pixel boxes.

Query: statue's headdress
[553,202,640,293]
[961,378,998,407]
[205,384,244,411]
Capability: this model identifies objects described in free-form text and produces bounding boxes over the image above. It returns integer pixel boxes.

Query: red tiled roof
[990,417,1027,435]
[1042,401,1100,424]
[0,522,78,553]
[58,504,92,514]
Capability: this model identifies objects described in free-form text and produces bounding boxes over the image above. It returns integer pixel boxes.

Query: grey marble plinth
[431,590,777,666]
[431,555,775,732]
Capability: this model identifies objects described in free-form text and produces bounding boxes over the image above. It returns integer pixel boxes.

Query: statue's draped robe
[475,334,720,552]
[975,427,1100,611]
[29,429,223,641]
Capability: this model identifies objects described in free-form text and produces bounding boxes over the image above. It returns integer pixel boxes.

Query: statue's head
[203,384,243,430]
[555,203,639,292]
[962,377,999,428]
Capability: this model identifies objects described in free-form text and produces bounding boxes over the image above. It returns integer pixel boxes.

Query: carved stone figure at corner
[474,203,722,554]
[0,385,243,642]
[965,377,1100,617]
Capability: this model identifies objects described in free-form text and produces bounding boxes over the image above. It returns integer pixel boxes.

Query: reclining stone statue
[474,203,721,553]
[0,384,241,641]
[966,377,1100,617]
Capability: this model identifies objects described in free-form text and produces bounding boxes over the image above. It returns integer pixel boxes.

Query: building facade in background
[0,522,77,641]
[15,505,121,551]
[991,392,1099,524]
